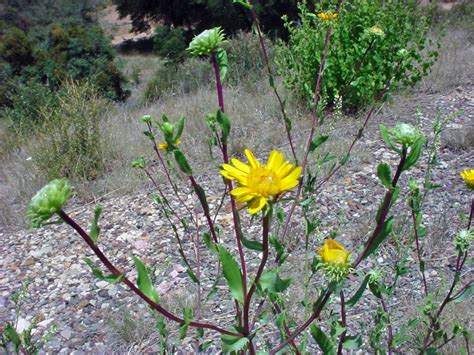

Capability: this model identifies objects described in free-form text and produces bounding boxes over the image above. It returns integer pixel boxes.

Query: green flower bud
[142,115,152,123]
[132,158,146,169]
[187,27,226,57]
[27,179,73,228]
[454,229,473,253]
[389,123,424,147]
[161,122,174,137]
[397,48,408,58]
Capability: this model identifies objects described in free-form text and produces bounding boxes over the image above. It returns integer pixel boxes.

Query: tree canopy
[113,0,299,38]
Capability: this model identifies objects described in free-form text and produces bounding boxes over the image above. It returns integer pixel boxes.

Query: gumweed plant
[27,0,471,353]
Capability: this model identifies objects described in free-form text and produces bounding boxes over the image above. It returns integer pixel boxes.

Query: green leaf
[221,332,248,353]
[216,48,228,82]
[339,153,350,165]
[179,307,193,340]
[240,233,263,251]
[202,232,218,254]
[232,0,251,9]
[310,325,336,355]
[3,323,21,352]
[343,335,362,350]
[186,268,199,284]
[347,274,370,307]
[310,135,329,152]
[403,137,424,171]
[377,163,392,189]
[363,216,394,260]
[270,235,288,265]
[132,256,159,303]
[83,257,124,284]
[217,246,244,304]
[174,116,185,139]
[200,340,213,351]
[174,150,193,175]
[89,207,102,244]
[259,271,291,293]
[216,109,231,144]
[380,124,400,153]
[452,285,473,303]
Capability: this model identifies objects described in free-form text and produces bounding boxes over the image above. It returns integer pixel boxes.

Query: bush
[142,32,269,103]
[275,0,439,110]
[32,81,109,180]
[142,58,213,103]
[2,81,57,133]
[153,25,189,64]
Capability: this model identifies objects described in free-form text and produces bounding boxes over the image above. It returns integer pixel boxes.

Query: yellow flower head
[317,12,338,21]
[159,138,181,151]
[460,169,474,190]
[221,149,302,214]
[370,25,384,36]
[318,239,351,266]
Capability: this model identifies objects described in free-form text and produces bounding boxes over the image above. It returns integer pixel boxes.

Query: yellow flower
[159,138,181,151]
[460,169,474,190]
[317,12,338,21]
[318,239,351,266]
[370,25,384,36]
[221,149,302,214]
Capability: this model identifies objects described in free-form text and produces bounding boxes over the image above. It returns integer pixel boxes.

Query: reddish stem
[269,290,333,354]
[58,210,241,337]
[243,214,270,344]
[189,175,219,243]
[337,291,347,355]
[246,0,297,162]
[353,145,407,268]
[411,207,428,296]
[211,53,225,112]
[380,294,394,355]
[273,302,301,354]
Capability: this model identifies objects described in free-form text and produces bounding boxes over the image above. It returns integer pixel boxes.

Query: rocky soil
[1,85,473,353]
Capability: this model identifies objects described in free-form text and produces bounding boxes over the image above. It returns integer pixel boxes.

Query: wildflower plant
[27,0,472,353]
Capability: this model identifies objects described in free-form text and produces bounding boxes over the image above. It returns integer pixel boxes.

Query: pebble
[1,84,472,352]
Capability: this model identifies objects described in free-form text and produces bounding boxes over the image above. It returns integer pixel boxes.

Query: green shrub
[275,0,439,110]
[142,58,212,103]
[224,31,268,86]
[32,81,109,180]
[2,81,57,133]
[33,23,130,101]
[153,25,189,64]
[142,32,269,103]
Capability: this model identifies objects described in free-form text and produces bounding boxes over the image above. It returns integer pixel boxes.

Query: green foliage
[153,25,189,64]
[0,19,129,120]
[1,82,57,132]
[275,0,439,110]
[31,81,109,180]
[31,23,129,101]
[113,0,299,38]
[142,32,267,103]
[1,281,57,354]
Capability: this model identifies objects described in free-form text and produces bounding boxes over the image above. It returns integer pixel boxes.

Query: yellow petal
[325,239,345,250]
[231,158,250,173]
[266,150,284,172]
[280,167,302,187]
[247,196,267,214]
[275,162,294,179]
[221,164,248,179]
[230,187,253,197]
[245,149,261,169]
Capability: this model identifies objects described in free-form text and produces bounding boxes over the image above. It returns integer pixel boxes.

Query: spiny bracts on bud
[27,179,73,228]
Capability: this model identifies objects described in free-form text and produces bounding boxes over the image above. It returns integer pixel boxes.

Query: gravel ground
[1,85,473,354]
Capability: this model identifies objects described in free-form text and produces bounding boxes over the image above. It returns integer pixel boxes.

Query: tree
[113,0,299,38]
